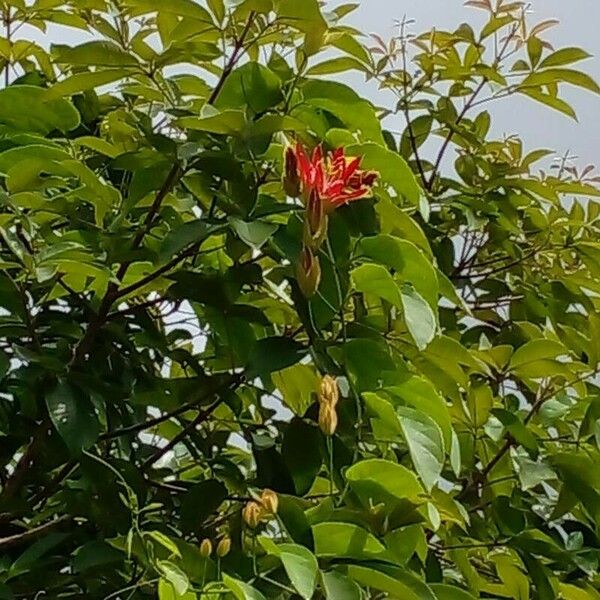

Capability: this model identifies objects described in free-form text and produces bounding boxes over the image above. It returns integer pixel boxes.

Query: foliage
[0,0,599,598]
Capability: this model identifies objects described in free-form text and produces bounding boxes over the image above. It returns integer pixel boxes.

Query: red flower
[293,144,378,210]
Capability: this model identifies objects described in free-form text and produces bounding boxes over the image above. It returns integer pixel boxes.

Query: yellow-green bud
[216,536,231,558]
[199,538,212,558]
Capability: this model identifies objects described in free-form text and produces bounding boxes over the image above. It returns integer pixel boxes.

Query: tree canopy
[0,0,600,598]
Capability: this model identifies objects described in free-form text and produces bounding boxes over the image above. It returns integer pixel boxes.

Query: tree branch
[0,515,73,550]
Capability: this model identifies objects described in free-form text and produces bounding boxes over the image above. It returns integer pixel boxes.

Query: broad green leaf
[216,62,282,113]
[347,142,421,204]
[351,263,402,307]
[146,531,182,558]
[158,579,195,599]
[397,406,445,492]
[229,217,278,250]
[123,0,213,21]
[347,565,437,600]
[360,235,438,310]
[522,68,600,94]
[176,109,246,134]
[401,284,437,350]
[345,458,424,509]
[272,364,319,416]
[312,522,391,562]
[322,571,362,600]
[180,480,227,534]
[539,48,592,69]
[156,561,189,596]
[509,339,567,369]
[430,583,477,600]
[46,381,100,454]
[262,542,318,600]
[282,418,322,495]
[519,88,577,119]
[516,457,556,491]
[301,80,384,144]
[386,376,453,448]
[307,56,366,76]
[247,337,307,376]
[0,86,80,134]
[48,69,132,97]
[223,574,266,600]
[53,41,139,67]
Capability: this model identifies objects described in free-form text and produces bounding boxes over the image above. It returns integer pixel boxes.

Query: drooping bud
[216,536,231,557]
[242,501,264,529]
[318,404,338,436]
[304,189,328,249]
[296,245,321,298]
[283,146,301,197]
[199,538,213,558]
[260,489,279,515]
[318,375,339,409]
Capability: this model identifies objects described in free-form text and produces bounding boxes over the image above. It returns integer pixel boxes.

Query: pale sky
[347,0,600,168]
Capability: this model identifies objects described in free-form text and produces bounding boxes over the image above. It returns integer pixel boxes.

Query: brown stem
[426,25,518,191]
[0,515,73,550]
[102,374,241,441]
[208,12,256,106]
[142,376,243,469]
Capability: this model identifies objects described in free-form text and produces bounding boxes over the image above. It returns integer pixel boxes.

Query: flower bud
[318,375,338,409]
[216,536,231,557]
[304,189,328,249]
[199,538,213,558]
[296,245,321,298]
[242,501,263,529]
[283,146,301,197]
[260,489,278,515]
[319,404,338,436]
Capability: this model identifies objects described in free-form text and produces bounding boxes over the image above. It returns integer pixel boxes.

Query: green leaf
[123,0,213,22]
[509,339,567,369]
[53,41,139,67]
[312,522,391,562]
[223,574,266,600]
[48,69,132,97]
[429,584,477,600]
[272,364,319,416]
[351,263,402,307]
[264,543,318,600]
[180,480,227,534]
[519,88,577,119]
[386,376,453,449]
[247,337,307,376]
[282,418,322,495]
[347,565,437,600]
[0,86,80,134]
[359,235,438,310]
[347,142,421,204]
[158,579,195,600]
[539,47,592,69]
[46,381,100,454]
[176,109,246,134]
[401,284,437,350]
[345,458,424,509]
[229,217,278,250]
[216,62,283,113]
[301,80,384,144]
[522,68,600,94]
[516,457,556,491]
[307,56,366,76]
[322,571,362,600]
[146,531,182,558]
[397,406,445,492]
[156,561,189,596]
